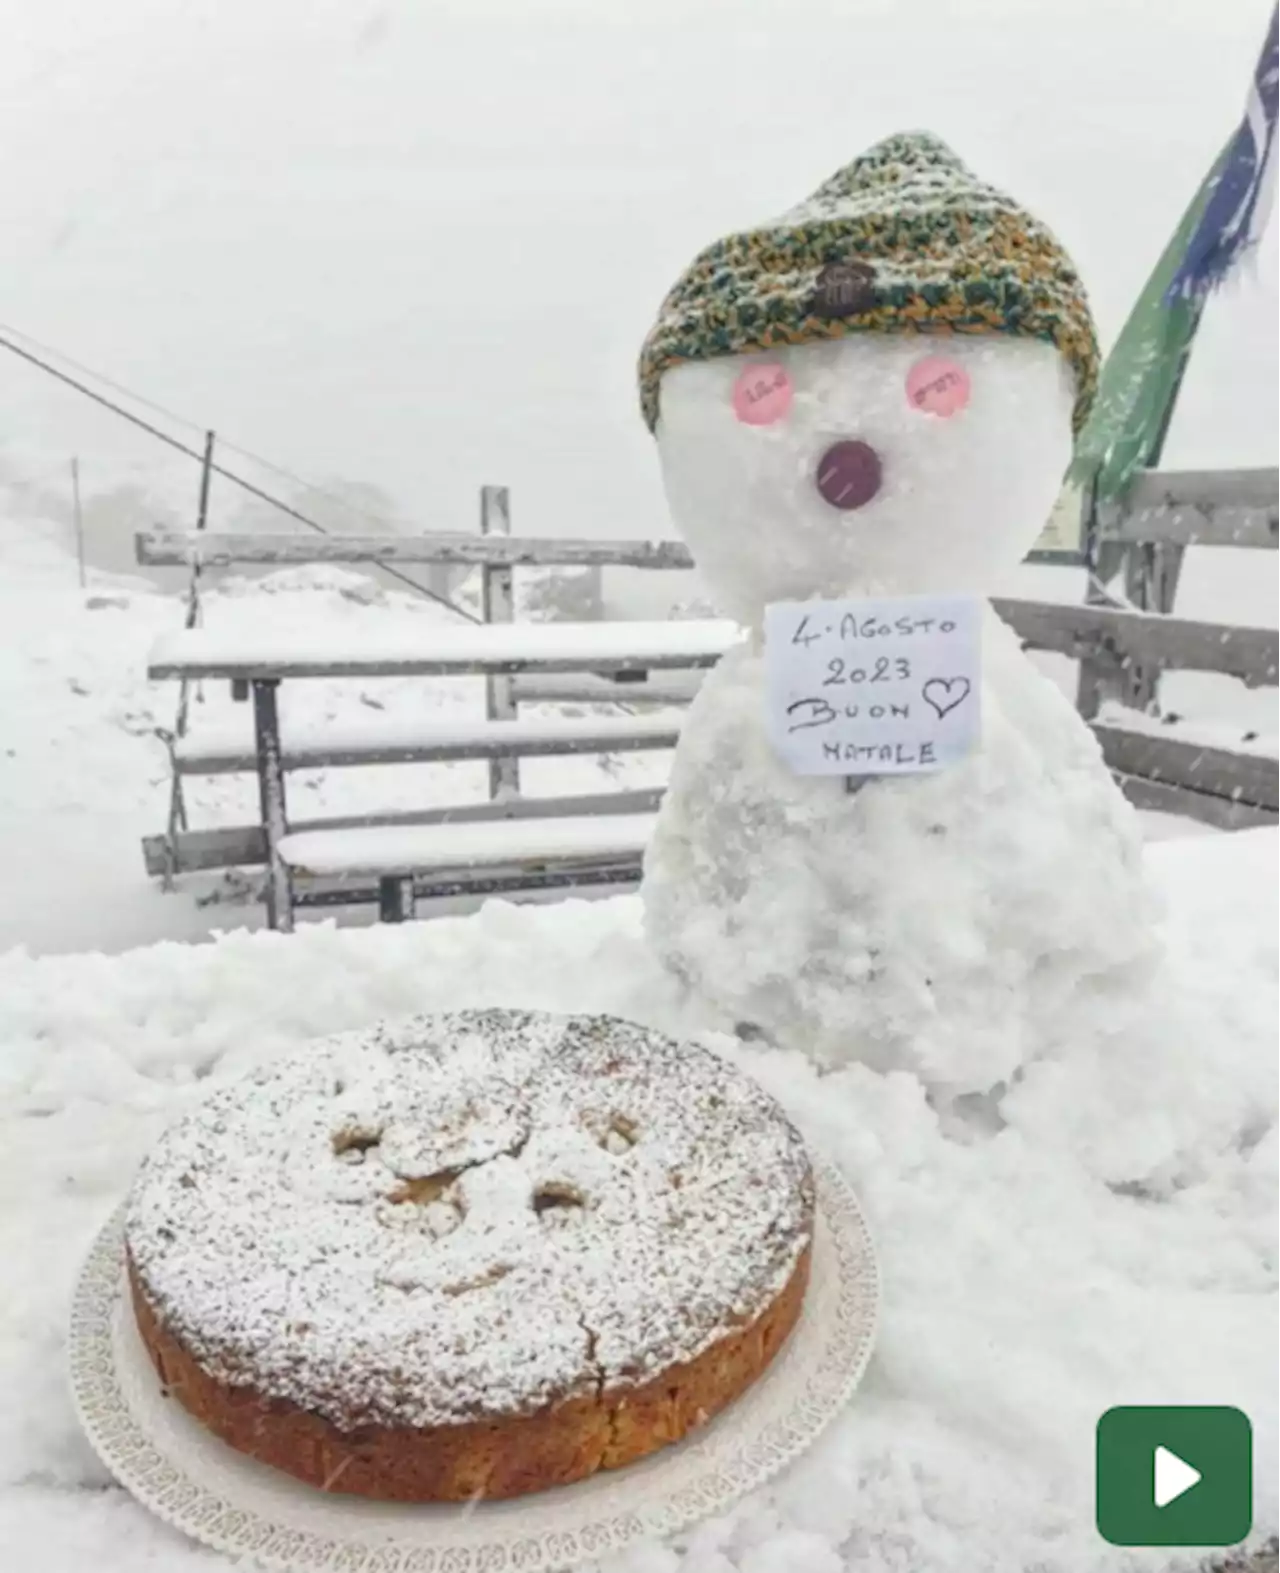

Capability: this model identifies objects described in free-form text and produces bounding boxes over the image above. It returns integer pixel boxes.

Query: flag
[1069,6,1279,504]
[1066,163,1219,504]
[1167,6,1279,301]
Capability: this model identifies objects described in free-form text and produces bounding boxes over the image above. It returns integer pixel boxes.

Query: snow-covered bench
[276,812,659,922]
[139,490,735,930]
[144,617,737,930]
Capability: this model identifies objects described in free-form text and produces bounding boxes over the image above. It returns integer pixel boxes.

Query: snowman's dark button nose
[815,441,882,510]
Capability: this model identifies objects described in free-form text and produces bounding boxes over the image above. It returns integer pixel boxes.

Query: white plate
[69,1157,878,1573]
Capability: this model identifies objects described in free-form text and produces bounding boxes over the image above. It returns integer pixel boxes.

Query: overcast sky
[1,0,1275,541]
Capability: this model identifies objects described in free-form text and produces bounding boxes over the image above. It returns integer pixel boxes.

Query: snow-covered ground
[0,520,1274,1571]
[0,2,1275,1566]
[0,814,1275,1573]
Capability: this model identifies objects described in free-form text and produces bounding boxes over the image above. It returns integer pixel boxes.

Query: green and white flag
[1069,5,1278,504]
[1066,142,1226,505]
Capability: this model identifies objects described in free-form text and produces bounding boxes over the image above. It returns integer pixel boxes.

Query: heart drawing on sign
[922,677,972,719]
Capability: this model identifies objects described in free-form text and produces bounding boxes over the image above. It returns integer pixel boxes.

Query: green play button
[1096,1406,1252,1548]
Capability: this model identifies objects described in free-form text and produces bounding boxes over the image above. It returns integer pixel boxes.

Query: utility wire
[0,319,426,536]
[0,326,482,623]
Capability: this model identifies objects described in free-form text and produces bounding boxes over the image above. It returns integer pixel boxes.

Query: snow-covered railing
[1093,466,1277,548]
[1079,465,1277,715]
[147,618,740,682]
[137,528,695,571]
[1091,722,1276,826]
[993,599,1277,688]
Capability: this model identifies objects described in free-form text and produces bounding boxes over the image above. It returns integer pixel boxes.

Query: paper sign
[764,594,982,776]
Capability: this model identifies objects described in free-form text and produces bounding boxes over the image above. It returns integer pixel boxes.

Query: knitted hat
[638,131,1098,436]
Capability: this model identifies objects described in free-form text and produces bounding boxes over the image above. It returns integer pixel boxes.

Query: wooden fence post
[251,678,294,933]
[1075,476,1125,721]
[1106,350,1195,713]
[1121,539,1188,711]
[480,485,519,801]
[1075,547,1128,721]
[161,430,217,888]
[70,457,86,589]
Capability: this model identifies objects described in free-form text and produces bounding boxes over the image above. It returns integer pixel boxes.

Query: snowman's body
[642,332,1162,1094]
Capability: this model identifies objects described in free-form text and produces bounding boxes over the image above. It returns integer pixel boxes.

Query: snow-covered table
[2,828,1275,1573]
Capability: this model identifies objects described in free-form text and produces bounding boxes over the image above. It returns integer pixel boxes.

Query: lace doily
[70,1157,878,1573]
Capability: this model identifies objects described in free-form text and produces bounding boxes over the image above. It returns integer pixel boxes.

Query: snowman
[635,132,1162,1099]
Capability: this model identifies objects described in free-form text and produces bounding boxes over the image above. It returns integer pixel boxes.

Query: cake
[125,1009,815,1501]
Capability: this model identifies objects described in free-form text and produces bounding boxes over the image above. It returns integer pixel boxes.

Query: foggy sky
[2,0,1276,542]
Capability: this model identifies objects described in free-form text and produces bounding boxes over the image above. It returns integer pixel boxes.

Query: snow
[647,614,1169,1096]
[0,496,1273,1572]
[0,3,1274,1561]
[148,618,739,680]
[278,812,657,875]
[655,336,1078,625]
[0,520,1271,1573]
[645,332,1168,1095]
[0,829,1274,1571]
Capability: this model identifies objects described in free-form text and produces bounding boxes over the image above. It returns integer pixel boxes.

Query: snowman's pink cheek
[732,363,793,425]
[906,356,970,418]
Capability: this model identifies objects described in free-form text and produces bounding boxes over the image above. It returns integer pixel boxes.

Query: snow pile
[645,331,1163,1098]
[644,620,1165,1098]
[0,828,1274,1571]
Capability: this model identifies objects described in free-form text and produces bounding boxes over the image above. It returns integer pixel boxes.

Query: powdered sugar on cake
[124,1011,813,1430]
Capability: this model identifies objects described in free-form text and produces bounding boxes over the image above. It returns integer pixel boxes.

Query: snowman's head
[638,131,1097,625]
[654,331,1075,623]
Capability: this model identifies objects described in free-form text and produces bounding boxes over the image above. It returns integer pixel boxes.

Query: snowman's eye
[906,356,970,418]
[732,363,793,426]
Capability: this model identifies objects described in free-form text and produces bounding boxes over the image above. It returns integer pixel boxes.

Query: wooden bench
[139,470,1278,930]
[139,485,724,929]
[1071,464,1278,824]
[277,812,659,922]
[144,615,734,931]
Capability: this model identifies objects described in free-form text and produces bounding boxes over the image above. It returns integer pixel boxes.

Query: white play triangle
[1154,1445,1202,1508]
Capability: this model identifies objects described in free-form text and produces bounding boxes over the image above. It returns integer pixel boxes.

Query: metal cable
[0,326,482,623]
